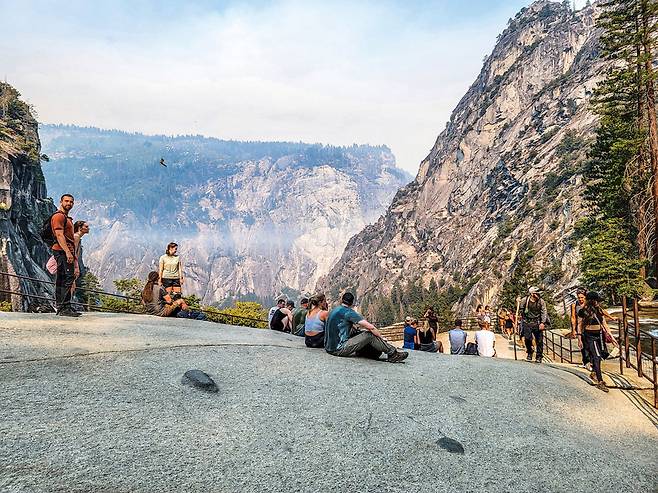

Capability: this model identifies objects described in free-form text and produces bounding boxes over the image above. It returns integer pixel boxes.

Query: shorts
[161,278,181,289]
[305,332,325,348]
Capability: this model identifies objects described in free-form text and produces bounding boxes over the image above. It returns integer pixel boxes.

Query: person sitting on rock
[403,316,418,350]
[292,297,309,337]
[449,320,468,355]
[304,293,328,348]
[324,292,408,363]
[142,271,188,317]
[270,301,294,332]
[269,298,285,328]
[418,320,443,353]
[475,322,496,357]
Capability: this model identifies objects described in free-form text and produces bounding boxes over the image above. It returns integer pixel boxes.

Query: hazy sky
[1,0,587,174]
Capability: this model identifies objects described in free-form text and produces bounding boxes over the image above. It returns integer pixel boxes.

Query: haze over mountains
[40,125,410,304]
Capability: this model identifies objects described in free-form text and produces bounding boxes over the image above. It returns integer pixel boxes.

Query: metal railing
[0,271,269,328]
[618,298,658,409]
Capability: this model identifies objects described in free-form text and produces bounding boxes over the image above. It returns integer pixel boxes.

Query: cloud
[0,0,588,174]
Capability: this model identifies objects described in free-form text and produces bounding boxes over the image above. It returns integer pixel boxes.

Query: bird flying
[160,158,167,167]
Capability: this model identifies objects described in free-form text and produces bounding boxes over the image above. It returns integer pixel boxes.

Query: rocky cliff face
[319,1,603,314]
[0,83,55,309]
[40,126,410,304]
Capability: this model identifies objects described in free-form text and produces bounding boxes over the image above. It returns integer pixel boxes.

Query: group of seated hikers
[140,270,206,320]
[268,292,409,363]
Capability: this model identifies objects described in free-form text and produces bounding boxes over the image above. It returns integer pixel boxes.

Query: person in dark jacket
[521,286,548,363]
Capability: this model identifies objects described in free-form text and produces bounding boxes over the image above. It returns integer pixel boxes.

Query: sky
[0,0,588,174]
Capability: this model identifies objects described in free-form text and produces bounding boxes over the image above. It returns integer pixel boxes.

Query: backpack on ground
[40,211,62,246]
[465,342,479,356]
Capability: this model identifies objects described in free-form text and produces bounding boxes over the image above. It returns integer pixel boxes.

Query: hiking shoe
[387,350,409,363]
[589,371,597,382]
[57,308,80,317]
[596,381,609,393]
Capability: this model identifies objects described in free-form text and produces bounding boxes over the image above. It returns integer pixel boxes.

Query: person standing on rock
[520,287,548,363]
[424,306,439,339]
[51,194,79,317]
[577,292,610,393]
[159,242,184,298]
[71,220,90,310]
[324,292,408,363]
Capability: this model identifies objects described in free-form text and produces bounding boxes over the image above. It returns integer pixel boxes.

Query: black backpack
[465,342,479,356]
[40,211,62,246]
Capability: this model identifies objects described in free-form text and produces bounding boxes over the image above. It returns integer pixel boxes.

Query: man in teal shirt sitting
[324,292,408,363]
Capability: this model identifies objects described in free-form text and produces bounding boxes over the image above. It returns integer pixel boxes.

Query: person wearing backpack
[45,194,79,317]
[520,287,548,363]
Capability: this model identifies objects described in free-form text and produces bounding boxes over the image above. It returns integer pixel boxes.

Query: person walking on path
[159,242,184,298]
[577,292,610,393]
[325,292,408,363]
[571,289,590,370]
[51,194,79,317]
[304,293,328,348]
[521,287,548,363]
[449,320,467,354]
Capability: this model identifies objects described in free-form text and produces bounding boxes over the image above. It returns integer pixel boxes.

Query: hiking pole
[513,296,521,361]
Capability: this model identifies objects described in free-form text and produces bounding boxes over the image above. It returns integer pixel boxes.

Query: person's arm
[179,258,184,286]
[540,300,548,329]
[158,258,164,284]
[602,309,617,322]
[357,319,382,338]
[577,318,584,349]
[319,310,329,321]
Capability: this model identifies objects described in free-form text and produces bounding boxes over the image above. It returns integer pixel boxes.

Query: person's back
[292,307,307,336]
[475,329,496,357]
[325,305,361,353]
[144,284,165,315]
[449,326,467,354]
[402,319,416,350]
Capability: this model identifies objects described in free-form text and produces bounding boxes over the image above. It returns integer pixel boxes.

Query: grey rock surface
[0,313,657,492]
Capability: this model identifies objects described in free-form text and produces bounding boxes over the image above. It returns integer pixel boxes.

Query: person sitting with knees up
[324,292,408,363]
[270,300,294,332]
[142,271,188,317]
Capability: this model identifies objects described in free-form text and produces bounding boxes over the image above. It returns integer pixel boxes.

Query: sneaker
[535,357,542,364]
[387,350,409,363]
[589,371,597,383]
[596,381,609,393]
[57,308,81,317]
[526,355,533,362]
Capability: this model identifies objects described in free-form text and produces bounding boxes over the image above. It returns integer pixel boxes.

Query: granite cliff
[319,1,603,314]
[0,83,54,309]
[41,126,410,304]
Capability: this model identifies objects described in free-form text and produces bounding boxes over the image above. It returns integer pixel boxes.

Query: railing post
[559,334,564,363]
[622,297,630,368]
[568,336,573,364]
[651,337,658,408]
[633,298,642,378]
[618,319,623,375]
[513,328,518,361]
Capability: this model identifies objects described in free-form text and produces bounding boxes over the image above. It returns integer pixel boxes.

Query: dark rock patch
[181,370,218,393]
[437,437,465,455]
